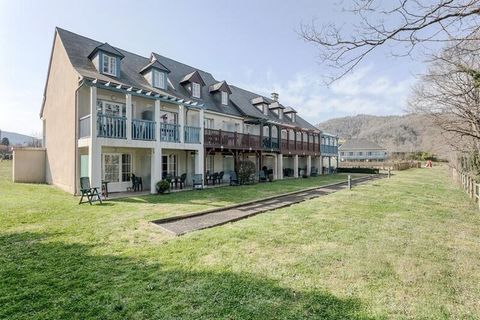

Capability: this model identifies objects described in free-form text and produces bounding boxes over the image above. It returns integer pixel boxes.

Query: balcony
[132,119,156,141]
[79,115,91,138]
[160,123,180,142]
[321,145,338,155]
[184,126,201,144]
[205,129,262,149]
[97,114,126,139]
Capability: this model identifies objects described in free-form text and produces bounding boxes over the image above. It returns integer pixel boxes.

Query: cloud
[237,66,413,125]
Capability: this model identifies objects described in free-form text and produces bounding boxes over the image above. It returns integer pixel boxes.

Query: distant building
[339,139,387,162]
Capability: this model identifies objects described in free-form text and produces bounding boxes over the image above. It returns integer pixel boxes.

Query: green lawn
[1,161,479,319]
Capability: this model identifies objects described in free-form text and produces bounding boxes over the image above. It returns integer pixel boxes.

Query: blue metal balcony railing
[321,144,338,155]
[184,126,201,144]
[160,123,180,142]
[97,114,126,139]
[132,119,156,141]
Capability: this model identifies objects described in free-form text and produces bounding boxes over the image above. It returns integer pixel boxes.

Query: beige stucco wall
[204,111,243,132]
[13,148,46,183]
[42,32,80,194]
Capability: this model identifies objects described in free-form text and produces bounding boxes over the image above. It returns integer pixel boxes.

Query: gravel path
[153,175,384,236]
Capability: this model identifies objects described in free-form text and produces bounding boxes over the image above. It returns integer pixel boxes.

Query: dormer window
[192,82,201,98]
[102,54,117,76]
[221,91,228,105]
[88,43,124,78]
[153,70,166,89]
[140,57,171,90]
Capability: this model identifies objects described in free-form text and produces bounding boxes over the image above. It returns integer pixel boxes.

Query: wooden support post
[348,175,351,190]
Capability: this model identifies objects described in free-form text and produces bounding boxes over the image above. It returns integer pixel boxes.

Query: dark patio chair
[179,173,187,189]
[192,174,203,190]
[216,171,224,184]
[311,167,318,177]
[131,174,143,191]
[229,171,239,186]
[79,177,102,205]
[212,172,219,185]
[258,170,267,182]
[165,173,173,188]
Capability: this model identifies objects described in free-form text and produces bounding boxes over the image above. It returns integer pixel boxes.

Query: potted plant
[155,180,171,194]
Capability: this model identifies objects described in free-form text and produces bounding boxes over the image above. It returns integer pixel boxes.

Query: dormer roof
[180,70,205,86]
[251,96,270,105]
[284,106,298,114]
[139,59,171,74]
[88,42,124,59]
[209,81,232,94]
[269,101,285,110]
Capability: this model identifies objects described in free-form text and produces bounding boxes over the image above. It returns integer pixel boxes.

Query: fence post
[348,175,351,190]
[388,168,391,178]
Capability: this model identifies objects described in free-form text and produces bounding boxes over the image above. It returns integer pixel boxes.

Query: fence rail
[452,167,480,210]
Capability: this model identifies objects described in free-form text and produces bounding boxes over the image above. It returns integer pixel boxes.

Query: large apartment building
[40,28,338,194]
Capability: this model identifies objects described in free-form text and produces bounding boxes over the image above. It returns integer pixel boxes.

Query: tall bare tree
[300,0,480,81]
[409,36,480,171]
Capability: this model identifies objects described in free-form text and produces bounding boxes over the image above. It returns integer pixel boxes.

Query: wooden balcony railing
[97,114,126,139]
[132,119,155,141]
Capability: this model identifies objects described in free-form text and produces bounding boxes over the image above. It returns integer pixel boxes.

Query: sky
[0,0,425,136]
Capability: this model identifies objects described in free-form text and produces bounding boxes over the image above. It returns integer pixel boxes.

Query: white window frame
[221,91,228,105]
[205,118,214,129]
[102,54,117,76]
[96,100,126,117]
[102,153,133,183]
[153,70,166,89]
[192,82,201,98]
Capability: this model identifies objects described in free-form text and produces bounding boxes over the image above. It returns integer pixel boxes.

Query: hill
[0,130,38,146]
[317,114,451,158]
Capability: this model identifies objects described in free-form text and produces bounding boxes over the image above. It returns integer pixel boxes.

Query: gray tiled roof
[338,139,386,150]
[56,27,319,130]
[140,60,170,74]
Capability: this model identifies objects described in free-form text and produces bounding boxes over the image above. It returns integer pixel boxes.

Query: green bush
[155,180,170,194]
[238,160,256,185]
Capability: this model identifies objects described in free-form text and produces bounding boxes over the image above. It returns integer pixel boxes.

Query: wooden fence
[452,167,480,210]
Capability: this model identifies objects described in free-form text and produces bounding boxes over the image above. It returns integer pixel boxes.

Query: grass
[1,161,479,319]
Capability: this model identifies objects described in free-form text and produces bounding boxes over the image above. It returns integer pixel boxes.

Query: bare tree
[410,37,480,170]
[300,0,480,81]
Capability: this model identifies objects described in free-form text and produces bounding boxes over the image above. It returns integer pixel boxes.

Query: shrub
[155,180,171,194]
[238,160,256,185]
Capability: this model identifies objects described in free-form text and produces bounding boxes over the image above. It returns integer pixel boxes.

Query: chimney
[271,92,279,101]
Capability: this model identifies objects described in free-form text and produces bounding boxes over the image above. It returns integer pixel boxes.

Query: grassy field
[1,161,479,319]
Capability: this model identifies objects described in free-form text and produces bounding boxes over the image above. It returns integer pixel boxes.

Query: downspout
[74,78,86,196]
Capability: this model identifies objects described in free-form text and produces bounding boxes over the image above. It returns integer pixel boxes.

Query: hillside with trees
[317,114,452,159]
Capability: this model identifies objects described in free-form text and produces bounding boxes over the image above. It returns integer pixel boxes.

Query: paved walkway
[152,175,384,236]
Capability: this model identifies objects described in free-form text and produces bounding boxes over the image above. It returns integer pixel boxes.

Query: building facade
[40,28,339,194]
[338,139,387,162]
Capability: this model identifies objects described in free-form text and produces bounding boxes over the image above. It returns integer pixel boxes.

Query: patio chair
[165,173,173,188]
[192,174,203,190]
[217,171,224,184]
[258,170,267,182]
[311,167,318,177]
[131,174,143,191]
[212,172,219,185]
[229,171,239,186]
[179,173,187,189]
[79,177,102,205]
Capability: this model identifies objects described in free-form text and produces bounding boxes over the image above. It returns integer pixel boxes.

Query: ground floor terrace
[2,162,480,319]
[78,143,339,195]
